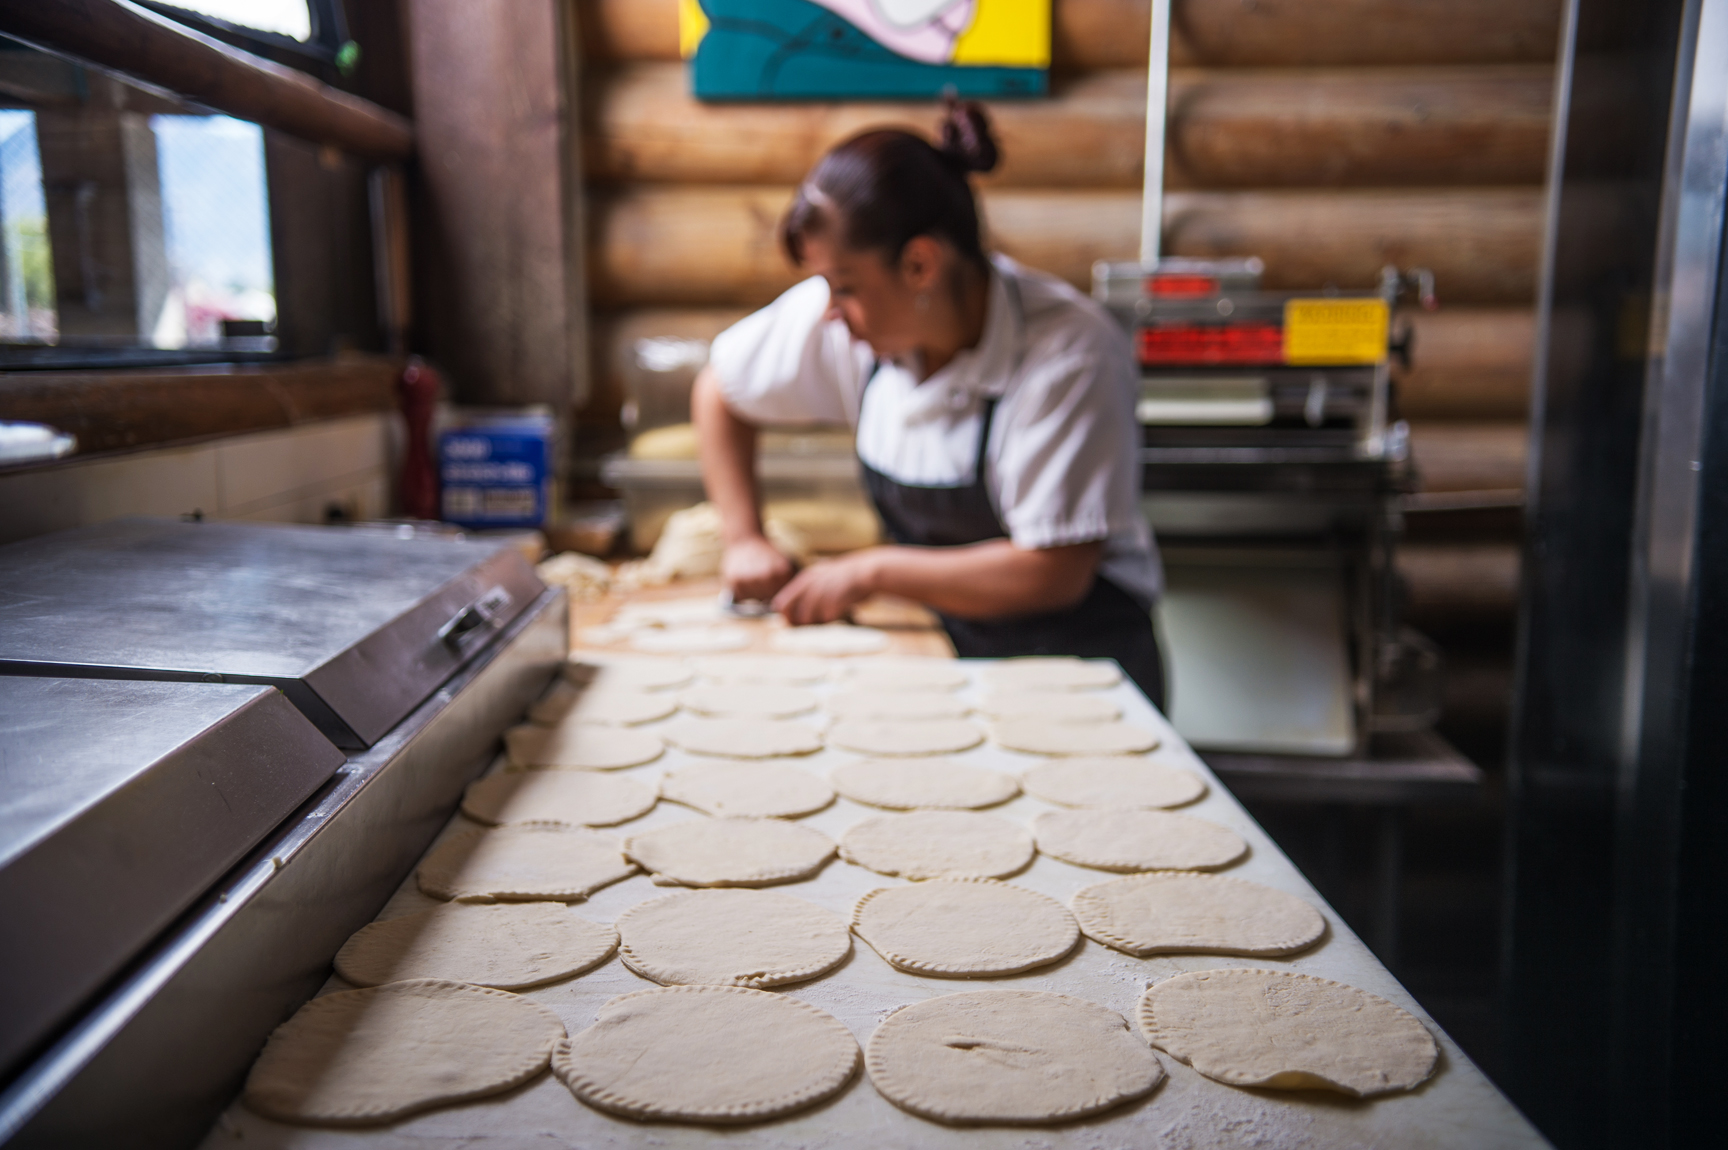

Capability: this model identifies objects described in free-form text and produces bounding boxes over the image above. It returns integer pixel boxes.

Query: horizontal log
[1398,542,1521,620]
[585,63,1552,190]
[6,0,412,159]
[1407,420,1529,493]
[1396,309,1536,419]
[577,0,1563,69]
[589,185,1543,308]
[0,355,403,460]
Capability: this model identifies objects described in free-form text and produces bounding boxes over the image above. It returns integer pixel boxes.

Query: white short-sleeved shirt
[708,254,1162,607]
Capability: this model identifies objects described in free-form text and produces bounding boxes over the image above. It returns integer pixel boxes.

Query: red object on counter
[397,357,441,520]
[1138,322,1285,366]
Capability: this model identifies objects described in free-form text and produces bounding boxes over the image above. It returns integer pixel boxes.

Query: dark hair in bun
[781,98,1001,270]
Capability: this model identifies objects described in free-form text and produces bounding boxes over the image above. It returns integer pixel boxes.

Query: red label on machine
[1138,323,1285,366]
[1145,274,1218,298]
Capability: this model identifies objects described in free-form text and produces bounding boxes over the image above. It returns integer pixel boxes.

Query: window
[169,2,313,42]
[0,110,52,342]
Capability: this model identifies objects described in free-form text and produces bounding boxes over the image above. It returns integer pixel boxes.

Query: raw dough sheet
[202,662,1542,1150]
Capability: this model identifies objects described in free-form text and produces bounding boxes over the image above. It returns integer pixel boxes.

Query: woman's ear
[897,235,946,295]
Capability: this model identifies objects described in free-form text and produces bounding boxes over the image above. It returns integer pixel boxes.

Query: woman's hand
[772,551,882,625]
[723,535,796,603]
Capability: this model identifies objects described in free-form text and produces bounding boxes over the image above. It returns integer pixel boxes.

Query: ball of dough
[624,817,837,887]
[830,758,1018,810]
[335,903,616,989]
[1033,809,1248,872]
[660,761,835,818]
[839,811,1034,880]
[1070,872,1327,957]
[616,888,850,988]
[824,718,985,757]
[1021,757,1206,809]
[851,879,1078,976]
[1139,968,1438,1096]
[555,985,859,1123]
[243,980,565,1126]
[462,770,657,827]
[865,990,1163,1125]
[417,824,637,903]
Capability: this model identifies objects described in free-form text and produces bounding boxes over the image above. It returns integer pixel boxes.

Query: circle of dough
[529,684,679,726]
[679,684,819,718]
[335,902,616,989]
[1138,968,1438,1096]
[613,596,727,628]
[691,655,832,684]
[979,657,1121,692]
[865,990,1163,1125]
[839,811,1034,880]
[1034,809,1248,872]
[830,758,1018,810]
[975,691,1121,724]
[840,659,970,692]
[1070,872,1327,956]
[243,980,565,1126]
[663,718,824,758]
[630,625,751,653]
[504,724,663,771]
[623,817,837,887]
[554,985,858,1123]
[852,879,1078,976]
[660,762,835,818]
[770,623,890,655]
[564,659,693,691]
[417,823,637,903]
[825,718,984,757]
[993,719,1158,757]
[823,692,971,721]
[1021,757,1207,809]
[462,770,657,827]
[616,889,850,988]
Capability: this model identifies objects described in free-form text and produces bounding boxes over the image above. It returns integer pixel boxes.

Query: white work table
[202,659,1549,1150]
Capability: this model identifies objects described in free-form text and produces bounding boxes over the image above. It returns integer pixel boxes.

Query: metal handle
[437,585,512,651]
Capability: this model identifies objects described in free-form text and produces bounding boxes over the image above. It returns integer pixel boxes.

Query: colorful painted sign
[681,0,1051,100]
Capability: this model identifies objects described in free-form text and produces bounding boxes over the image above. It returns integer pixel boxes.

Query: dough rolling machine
[0,518,568,1147]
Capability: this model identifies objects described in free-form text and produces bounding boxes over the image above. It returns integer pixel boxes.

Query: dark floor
[1237,614,1517,1088]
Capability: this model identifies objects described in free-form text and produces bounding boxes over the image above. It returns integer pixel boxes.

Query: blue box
[439,414,553,529]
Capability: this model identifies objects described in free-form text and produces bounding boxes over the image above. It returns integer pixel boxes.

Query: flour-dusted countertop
[202,661,1548,1150]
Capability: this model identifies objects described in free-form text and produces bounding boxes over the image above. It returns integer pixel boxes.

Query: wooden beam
[1396,308,1536,418]
[576,0,1564,69]
[3,0,413,160]
[0,355,402,460]
[584,62,1552,190]
[1407,420,1530,493]
[588,185,1543,308]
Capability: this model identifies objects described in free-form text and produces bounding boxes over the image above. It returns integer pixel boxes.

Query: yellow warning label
[1283,299,1390,365]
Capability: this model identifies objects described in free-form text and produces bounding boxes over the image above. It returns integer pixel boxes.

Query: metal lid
[0,518,544,747]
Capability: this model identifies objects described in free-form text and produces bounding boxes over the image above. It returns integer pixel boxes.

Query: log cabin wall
[573,0,1554,638]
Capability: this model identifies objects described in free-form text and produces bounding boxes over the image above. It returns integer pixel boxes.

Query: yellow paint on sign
[1283,299,1390,365]
[953,0,1051,68]
[678,0,710,59]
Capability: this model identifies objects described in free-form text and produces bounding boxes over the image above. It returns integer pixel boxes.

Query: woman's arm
[692,366,796,601]
[771,538,1103,625]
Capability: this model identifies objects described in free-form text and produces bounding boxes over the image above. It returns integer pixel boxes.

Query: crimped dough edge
[850,879,1079,976]
[615,891,850,988]
[1031,810,1248,873]
[1136,967,1439,1096]
[1069,872,1326,957]
[622,820,837,887]
[416,822,638,903]
[243,979,565,1126]
[553,985,860,1122]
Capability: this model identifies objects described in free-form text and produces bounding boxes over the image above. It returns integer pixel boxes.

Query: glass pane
[0,110,57,342]
[171,1,312,41]
[150,114,275,349]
